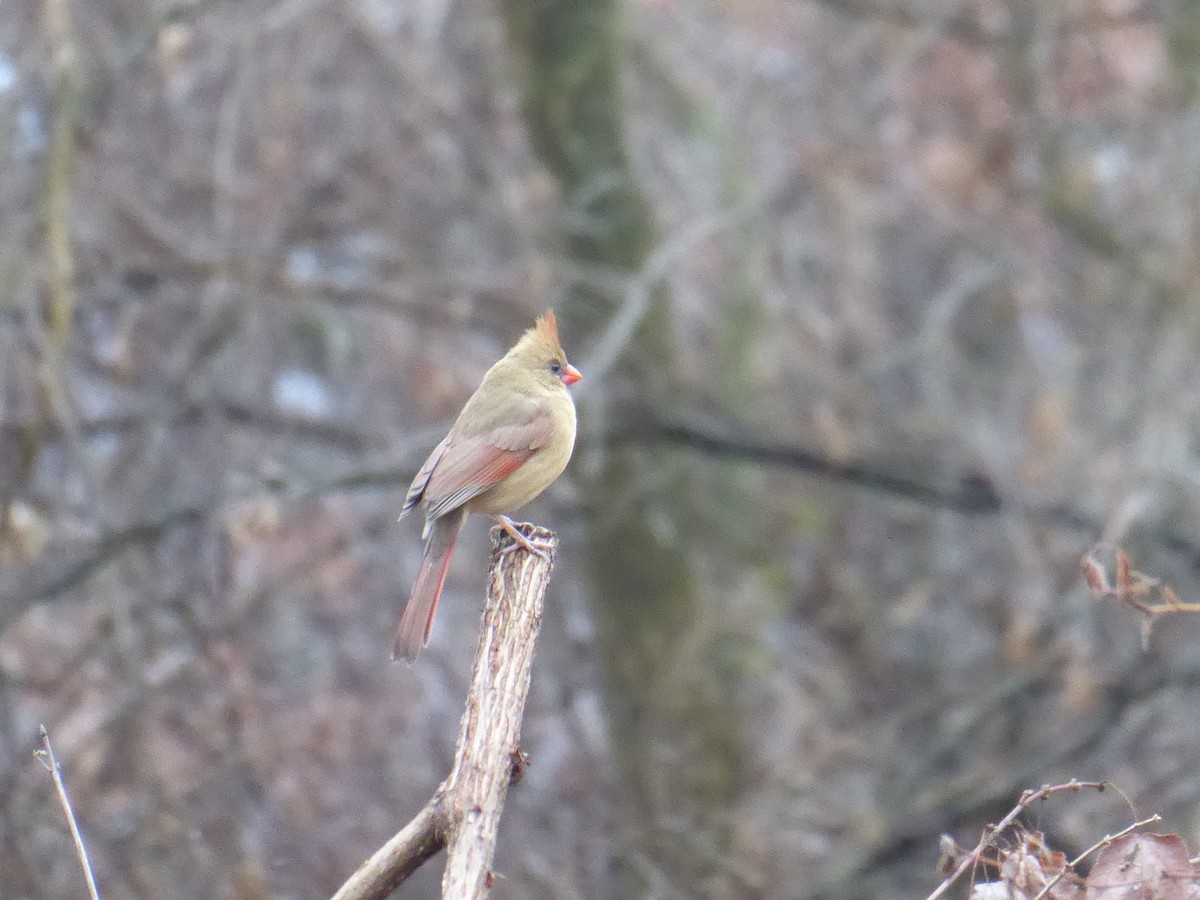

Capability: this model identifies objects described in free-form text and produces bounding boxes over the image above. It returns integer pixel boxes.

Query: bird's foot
[494,516,553,558]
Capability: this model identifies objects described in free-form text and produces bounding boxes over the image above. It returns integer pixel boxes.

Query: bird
[393,310,581,662]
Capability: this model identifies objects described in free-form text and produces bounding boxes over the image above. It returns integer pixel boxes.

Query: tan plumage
[393,310,580,662]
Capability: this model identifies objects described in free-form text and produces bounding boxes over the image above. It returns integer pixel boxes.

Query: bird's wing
[400,435,451,519]
[421,412,555,520]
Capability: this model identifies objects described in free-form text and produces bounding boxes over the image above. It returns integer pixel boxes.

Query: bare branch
[331,522,557,900]
[440,523,556,897]
[1081,547,1200,648]
[35,725,101,900]
[331,800,450,900]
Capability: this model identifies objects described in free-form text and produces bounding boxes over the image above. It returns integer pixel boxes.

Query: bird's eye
[549,360,562,375]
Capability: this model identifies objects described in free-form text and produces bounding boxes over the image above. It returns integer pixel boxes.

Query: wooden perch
[333,522,557,900]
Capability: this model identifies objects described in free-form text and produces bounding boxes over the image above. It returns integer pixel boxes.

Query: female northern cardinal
[393,310,581,662]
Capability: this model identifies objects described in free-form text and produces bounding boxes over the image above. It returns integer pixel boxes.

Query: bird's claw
[498,539,554,559]
[495,516,553,558]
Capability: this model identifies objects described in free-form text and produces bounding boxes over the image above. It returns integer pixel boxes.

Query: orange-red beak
[562,364,582,386]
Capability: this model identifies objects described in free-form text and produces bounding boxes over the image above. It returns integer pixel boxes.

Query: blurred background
[3,0,1200,897]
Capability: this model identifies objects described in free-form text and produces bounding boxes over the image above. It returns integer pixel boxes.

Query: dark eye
[549,360,562,376]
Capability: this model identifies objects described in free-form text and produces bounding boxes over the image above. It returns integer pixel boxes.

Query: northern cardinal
[393,310,581,662]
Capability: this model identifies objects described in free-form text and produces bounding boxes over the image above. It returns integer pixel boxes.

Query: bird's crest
[535,309,559,342]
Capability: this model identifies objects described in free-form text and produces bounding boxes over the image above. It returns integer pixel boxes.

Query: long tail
[393,508,467,662]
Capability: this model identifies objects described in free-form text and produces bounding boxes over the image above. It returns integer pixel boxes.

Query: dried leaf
[938,834,961,874]
[1086,833,1200,900]
[1044,849,1069,871]
[971,882,1020,899]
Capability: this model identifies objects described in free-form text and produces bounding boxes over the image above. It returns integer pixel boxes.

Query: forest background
[3,0,1200,897]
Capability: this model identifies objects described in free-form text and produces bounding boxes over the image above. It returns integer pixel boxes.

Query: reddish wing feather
[425,445,531,519]
[422,413,555,520]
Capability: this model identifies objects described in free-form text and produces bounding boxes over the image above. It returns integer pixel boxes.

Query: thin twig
[36,724,101,900]
[1082,547,1200,648]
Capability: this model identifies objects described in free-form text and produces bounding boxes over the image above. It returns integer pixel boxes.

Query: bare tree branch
[331,800,450,900]
[332,522,557,900]
[36,725,101,900]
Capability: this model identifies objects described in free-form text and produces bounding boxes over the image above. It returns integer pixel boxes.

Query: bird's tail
[393,508,467,663]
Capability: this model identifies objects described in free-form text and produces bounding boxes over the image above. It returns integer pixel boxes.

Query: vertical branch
[331,522,556,900]
[441,522,555,897]
[42,0,79,345]
[33,0,109,517]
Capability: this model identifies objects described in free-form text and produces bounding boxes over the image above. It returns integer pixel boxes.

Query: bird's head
[508,310,582,391]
